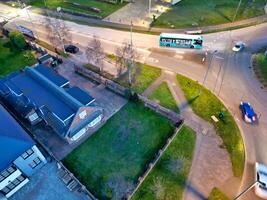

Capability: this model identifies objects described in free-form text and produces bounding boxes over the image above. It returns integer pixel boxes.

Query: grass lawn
[148,81,179,113]
[254,53,267,83]
[208,188,230,200]
[132,125,196,200]
[28,0,127,18]
[155,0,266,28]
[0,38,36,76]
[176,74,244,177]
[64,102,175,200]
[115,63,161,94]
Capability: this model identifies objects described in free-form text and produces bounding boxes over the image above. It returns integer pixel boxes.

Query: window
[7,166,15,174]
[1,170,10,178]
[0,175,4,182]
[1,175,26,195]
[21,148,34,159]
[29,157,42,169]
[1,186,10,194]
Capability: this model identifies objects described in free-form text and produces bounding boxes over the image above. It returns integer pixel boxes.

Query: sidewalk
[103,0,171,27]
[143,70,239,199]
[27,4,267,34]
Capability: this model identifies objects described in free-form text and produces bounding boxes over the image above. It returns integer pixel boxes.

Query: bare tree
[85,35,105,71]
[43,12,72,52]
[115,41,138,84]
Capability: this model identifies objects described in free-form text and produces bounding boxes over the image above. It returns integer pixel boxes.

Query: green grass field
[115,63,161,94]
[155,0,266,28]
[254,53,267,83]
[148,81,179,113]
[176,74,244,177]
[0,38,36,76]
[208,188,230,200]
[64,102,175,200]
[28,0,127,18]
[132,125,196,200]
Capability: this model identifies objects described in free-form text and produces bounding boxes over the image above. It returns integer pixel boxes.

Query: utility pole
[233,0,242,22]
[234,181,258,200]
[129,20,133,86]
[199,50,217,96]
[148,0,151,14]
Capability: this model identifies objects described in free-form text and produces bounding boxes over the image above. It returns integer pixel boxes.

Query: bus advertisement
[159,33,203,49]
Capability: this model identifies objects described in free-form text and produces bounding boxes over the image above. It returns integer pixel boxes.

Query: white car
[255,162,267,199]
[232,41,245,52]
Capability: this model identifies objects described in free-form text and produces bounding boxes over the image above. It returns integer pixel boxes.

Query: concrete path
[143,70,237,199]
[103,0,171,27]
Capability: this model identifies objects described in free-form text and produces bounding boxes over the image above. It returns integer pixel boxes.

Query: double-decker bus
[159,33,203,49]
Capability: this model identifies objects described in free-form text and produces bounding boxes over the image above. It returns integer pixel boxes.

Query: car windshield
[243,104,255,117]
[235,45,240,48]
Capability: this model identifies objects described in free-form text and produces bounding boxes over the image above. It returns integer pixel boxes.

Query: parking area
[9,161,87,200]
[28,61,127,160]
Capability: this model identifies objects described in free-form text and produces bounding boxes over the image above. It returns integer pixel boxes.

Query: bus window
[194,40,202,45]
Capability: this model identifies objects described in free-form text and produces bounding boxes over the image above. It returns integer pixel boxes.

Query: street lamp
[199,50,218,96]
[234,179,265,200]
[148,0,151,14]
[233,0,242,22]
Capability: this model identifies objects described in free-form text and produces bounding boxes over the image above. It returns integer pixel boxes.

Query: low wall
[74,65,182,125]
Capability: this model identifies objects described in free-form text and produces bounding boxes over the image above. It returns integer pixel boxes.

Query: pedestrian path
[143,70,238,199]
[103,0,171,27]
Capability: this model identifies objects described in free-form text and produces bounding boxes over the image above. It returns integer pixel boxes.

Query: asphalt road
[2,3,267,200]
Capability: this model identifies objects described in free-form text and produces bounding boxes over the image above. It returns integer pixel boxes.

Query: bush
[9,31,27,50]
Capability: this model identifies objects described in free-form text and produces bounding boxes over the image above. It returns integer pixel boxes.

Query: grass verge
[148,81,179,113]
[115,63,161,94]
[154,0,266,28]
[132,125,196,200]
[0,38,36,76]
[64,101,175,199]
[208,187,230,200]
[28,0,127,18]
[253,53,267,84]
[176,74,244,177]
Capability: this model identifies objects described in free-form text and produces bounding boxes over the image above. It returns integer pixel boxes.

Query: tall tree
[85,35,105,71]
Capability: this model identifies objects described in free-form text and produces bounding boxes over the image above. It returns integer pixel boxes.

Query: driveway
[9,161,87,200]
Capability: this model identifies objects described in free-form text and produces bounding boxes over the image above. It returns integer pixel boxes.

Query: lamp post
[148,0,151,14]
[128,20,133,86]
[234,181,260,200]
[233,0,242,22]
[199,49,218,96]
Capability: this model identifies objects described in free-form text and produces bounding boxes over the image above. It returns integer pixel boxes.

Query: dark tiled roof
[67,87,95,106]
[0,105,34,171]
[35,65,69,88]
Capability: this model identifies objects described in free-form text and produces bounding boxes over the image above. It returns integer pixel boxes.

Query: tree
[85,35,105,71]
[43,11,72,52]
[9,31,27,50]
[115,41,138,84]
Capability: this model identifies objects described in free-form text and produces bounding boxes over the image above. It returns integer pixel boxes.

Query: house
[0,65,103,143]
[0,104,47,198]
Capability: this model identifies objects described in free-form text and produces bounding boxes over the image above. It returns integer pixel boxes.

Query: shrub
[9,31,27,50]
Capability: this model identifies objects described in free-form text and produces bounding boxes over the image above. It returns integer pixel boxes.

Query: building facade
[0,105,46,198]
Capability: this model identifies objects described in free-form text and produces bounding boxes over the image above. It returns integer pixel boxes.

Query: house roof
[0,104,34,171]
[67,87,95,106]
[35,65,69,88]
[6,69,75,121]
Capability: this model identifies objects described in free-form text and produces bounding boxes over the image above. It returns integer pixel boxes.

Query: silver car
[255,162,267,199]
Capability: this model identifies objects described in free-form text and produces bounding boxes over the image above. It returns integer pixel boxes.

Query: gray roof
[0,65,102,138]
[0,104,34,171]
[67,87,95,106]
[35,65,69,87]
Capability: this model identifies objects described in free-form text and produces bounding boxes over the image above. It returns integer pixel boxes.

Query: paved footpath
[143,70,239,199]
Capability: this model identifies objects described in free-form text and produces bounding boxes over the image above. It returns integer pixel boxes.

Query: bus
[159,33,203,49]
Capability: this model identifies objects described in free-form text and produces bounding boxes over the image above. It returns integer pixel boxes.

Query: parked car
[64,45,79,54]
[232,41,245,52]
[239,102,257,123]
[255,162,267,199]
